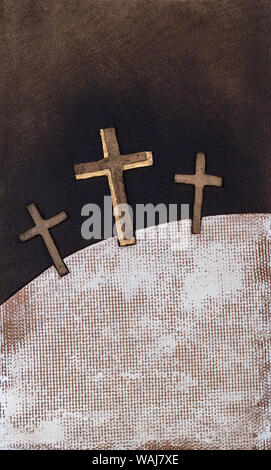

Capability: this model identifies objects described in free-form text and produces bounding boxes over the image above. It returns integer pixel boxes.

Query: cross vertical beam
[73,128,153,246]
[19,203,69,277]
[174,152,222,234]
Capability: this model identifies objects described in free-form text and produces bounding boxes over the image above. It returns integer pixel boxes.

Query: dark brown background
[0,0,270,303]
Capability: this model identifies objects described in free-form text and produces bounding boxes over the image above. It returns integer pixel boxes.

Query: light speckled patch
[0,214,270,449]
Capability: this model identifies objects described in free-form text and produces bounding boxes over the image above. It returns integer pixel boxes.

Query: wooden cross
[19,203,69,277]
[73,128,153,246]
[174,152,222,234]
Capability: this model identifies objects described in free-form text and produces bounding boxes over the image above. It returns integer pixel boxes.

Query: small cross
[19,203,69,277]
[73,128,153,246]
[174,152,222,234]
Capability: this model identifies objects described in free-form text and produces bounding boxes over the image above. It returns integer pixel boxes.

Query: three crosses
[19,128,222,276]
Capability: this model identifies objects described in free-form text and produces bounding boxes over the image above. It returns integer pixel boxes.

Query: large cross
[73,128,153,246]
[19,204,69,277]
[174,152,222,234]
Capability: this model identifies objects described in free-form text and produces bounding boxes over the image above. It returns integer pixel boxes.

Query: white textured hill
[0,214,270,449]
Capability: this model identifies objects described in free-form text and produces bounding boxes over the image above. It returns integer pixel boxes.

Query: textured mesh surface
[0,214,270,449]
